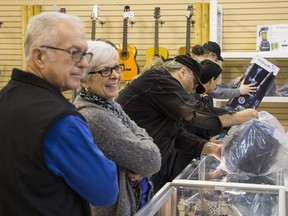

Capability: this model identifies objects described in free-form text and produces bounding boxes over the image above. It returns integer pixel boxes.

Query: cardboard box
[225,56,280,111]
[256,24,288,52]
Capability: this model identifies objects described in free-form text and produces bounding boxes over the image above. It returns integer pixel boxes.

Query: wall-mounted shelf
[215,96,288,104]
[222,51,288,59]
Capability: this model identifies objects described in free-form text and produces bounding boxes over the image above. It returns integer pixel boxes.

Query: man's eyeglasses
[185,67,199,87]
[88,64,122,77]
[40,45,93,63]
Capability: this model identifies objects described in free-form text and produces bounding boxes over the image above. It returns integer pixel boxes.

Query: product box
[225,56,280,111]
[256,24,288,52]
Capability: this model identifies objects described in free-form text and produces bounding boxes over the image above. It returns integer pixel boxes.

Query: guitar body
[116,43,139,81]
[117,6,139,81]
[144,47,169,69]
[178,46,192,55]
[144,7,169,70]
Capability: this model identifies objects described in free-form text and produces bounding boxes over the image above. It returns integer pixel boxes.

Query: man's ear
[32,48,44,66]
[178,67,187,79]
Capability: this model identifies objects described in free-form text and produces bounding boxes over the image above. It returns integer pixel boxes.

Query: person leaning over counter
[192,41,257,99]
[73,39,161,216]
[0,12,118,216]
[116,54,258,192]
[171,59,225,179]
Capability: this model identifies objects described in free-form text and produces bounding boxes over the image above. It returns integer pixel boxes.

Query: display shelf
[215,96,288,104]
[222,51,288,59]
[210,0,288,108]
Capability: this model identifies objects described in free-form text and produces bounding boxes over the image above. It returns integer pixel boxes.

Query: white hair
[24,12,83,63]
[82,40,119,81]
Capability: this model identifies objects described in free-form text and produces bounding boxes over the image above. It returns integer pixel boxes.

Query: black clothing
[170,93,216,180]
[116,68,229,191]
[0,69,90,216]
[184,93,214,140]
[222,119,280,175]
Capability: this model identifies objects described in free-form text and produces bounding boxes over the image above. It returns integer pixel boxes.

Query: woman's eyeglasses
[88,64,122,77]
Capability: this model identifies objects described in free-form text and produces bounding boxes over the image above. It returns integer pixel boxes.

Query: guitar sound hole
[121,51,130,60]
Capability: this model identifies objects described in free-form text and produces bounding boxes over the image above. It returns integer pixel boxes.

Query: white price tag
[123,11,134,18]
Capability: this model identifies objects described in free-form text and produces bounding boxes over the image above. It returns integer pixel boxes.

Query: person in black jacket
[0,12,118,216]
[116,54,258,192]
[171,59,224,179]
[186,59,224,140]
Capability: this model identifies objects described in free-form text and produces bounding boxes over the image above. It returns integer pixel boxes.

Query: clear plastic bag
[222,173,278,215]
[248,193,278,216]
[220,111,288,176]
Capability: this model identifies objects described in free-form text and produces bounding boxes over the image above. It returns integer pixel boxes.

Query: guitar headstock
[186,5,193,19]
[123,6,135,19]
[52,5,67,13]
[154,7,161,20]
[91,5,99,20]
[124,5,130,13]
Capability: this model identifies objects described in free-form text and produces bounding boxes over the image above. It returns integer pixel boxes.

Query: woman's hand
[127,171,143,182]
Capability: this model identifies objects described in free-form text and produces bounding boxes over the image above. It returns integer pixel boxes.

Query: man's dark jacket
[0,69,90,216]
[116,69,229,191]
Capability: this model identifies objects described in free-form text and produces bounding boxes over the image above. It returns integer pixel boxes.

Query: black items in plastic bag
[222,119,281,175]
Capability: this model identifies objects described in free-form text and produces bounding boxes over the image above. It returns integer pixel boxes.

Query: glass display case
[135,156,288,216]
[175,156,286,186]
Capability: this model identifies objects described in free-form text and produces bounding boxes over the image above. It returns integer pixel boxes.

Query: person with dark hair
[192,41,257,99]
[116,54,258,191]
[192,41,223,62]
[0,12,119,216]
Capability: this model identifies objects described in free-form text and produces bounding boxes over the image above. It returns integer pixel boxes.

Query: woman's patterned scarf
[79,88,153,211]
[79,88,134,130]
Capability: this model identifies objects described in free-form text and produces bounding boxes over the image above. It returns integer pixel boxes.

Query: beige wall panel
[219,0,288,130]
[1,0,288,129]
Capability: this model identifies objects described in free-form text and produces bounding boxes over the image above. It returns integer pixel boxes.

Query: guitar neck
[154,19,159,55]
[185,17,191,54]
[91,19,96,40]
[122,18,128,54]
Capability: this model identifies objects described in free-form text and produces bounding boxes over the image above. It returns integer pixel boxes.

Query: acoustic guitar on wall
[144,7,169,70]
[116,6,139,81]
[178,5,194,55]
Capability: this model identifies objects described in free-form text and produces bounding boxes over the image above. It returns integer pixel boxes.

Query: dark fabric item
[172,93,219,180]
[184,93,214,140]
[169,126,208,180]
[0,69,90,216]
[203,41,224,61]
[174,54,205,94]
[116,68,229,191]
[130,178,154,211]
[222,119,281,175]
